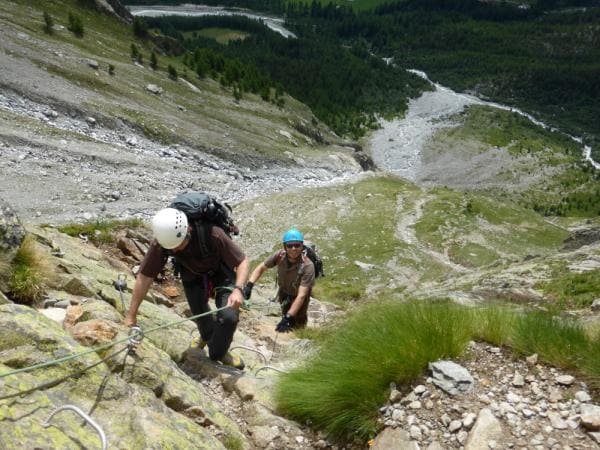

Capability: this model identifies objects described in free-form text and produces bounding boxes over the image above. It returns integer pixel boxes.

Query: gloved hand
[275,314,295,333]
[243,282,254,300]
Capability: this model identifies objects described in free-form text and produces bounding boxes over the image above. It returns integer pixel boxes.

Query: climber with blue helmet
[244,228,315,332]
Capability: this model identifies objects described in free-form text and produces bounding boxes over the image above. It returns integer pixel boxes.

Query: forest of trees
[144,14,429,137]
[138,0,599,153]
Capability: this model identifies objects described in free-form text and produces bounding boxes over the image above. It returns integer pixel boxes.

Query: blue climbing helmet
[282,228,304,244]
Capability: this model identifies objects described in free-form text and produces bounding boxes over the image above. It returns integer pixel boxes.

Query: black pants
[279,289,311,328]
[180,267,239,361]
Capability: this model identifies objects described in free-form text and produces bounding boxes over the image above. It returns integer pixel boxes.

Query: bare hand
[227,289,244,310]
[124,315,137,327]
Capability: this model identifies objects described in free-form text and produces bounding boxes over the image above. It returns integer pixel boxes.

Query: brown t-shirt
[139,226,245,278]
[264,250,315,296]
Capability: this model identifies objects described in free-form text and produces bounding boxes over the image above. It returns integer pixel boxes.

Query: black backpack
[303,241,324,279]
[170,192,239,257]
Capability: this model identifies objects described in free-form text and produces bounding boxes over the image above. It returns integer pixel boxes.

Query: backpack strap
[192,221,214,258]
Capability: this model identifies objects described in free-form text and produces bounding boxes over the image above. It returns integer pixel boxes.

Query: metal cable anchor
[255,365,289,376]
[42,404,107,450]
[112,273,127,312]
[128,325,144,347]
[228,345,267,365]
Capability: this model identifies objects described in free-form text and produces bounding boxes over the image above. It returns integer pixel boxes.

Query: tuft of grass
[220,433,244,450]
[275,300,472,439]
[57,218,145,246]
[469,303,517,346]
[275,300,600,441]
[9,235,50,304]
[511,311,589,371]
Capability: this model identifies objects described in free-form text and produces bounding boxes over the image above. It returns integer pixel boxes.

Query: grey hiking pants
[180,267,239,361]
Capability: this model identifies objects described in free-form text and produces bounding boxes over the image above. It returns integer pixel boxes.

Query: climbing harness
[43,404,107,450]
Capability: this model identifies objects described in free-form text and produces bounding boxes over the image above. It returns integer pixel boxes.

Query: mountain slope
[0,0,363,224]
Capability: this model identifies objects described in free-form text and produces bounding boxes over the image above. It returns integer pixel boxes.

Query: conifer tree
[167,64,178,81]
[43,11,53,35]
[67,12,84,37]
[131,43,139,61]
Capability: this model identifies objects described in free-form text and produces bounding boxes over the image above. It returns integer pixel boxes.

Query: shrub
[150,51,158,70]
[133,17,148,38]
[77,0,97,9]
[108,64,115,76]
[131,43,139,61]
[67,12,84,38]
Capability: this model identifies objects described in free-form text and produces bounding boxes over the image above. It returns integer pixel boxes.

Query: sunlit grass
[275,300,600,440]
[275,300,472,439]
[57,218,145,246]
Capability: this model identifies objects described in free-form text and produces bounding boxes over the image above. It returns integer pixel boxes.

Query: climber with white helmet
[125,205,249,370]
[244,228,315,333]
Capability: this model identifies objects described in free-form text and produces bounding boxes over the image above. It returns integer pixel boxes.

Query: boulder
[146,84,163,95]
[429,360,475,395]
[464,408,504,450]
[0,199,26,290]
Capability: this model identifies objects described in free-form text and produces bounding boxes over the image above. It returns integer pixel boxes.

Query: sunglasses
[285,243,302,249]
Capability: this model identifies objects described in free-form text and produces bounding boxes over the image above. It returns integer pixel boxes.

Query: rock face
[0,223,336,449]
[0,303,229,449]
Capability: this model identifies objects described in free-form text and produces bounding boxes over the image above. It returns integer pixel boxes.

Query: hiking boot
[219,352,245,370]
[190,336,208,350]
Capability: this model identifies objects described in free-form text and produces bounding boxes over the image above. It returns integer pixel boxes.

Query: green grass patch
[469,303,517,346]
[414,189,567,267]
[428,105,600,218]
[537,268,600,310]
[190,28,250,44]
[511,311,589,370]
[276,299,600,440]
[448,242,499,268]
[300,178,415,305]
[57,218,144,246]
[238,175,423,307]
[220,433,244,450]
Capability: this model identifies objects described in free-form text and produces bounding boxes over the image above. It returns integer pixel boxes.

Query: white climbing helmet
[151,208,188,249]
